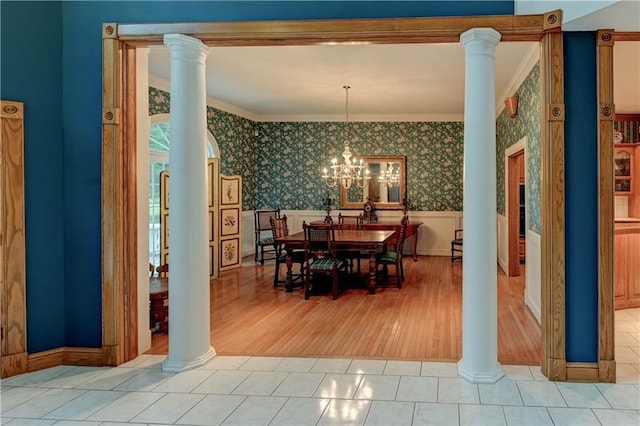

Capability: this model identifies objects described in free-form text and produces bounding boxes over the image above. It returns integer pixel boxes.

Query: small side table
[149,277,169,333]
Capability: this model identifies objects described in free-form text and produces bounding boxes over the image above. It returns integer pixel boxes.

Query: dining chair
[270,215,305,287]
[254,208,281,264]
[156,263,169,277]
[302,221,347,300]
[336,213,365,274]
[149,262,155,277]
[375,214,408,287]
[451,229,463,262]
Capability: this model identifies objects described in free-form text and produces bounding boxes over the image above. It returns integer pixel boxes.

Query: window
[148,118,218,266]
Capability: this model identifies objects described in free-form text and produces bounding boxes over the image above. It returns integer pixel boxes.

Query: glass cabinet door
[614,150,633,194]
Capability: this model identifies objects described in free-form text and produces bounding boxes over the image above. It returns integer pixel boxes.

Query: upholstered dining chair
[270,215,305,287]
[302,221,347,300]
[336,213,365,274]
[254,208,280,264]
[375,214,408,287]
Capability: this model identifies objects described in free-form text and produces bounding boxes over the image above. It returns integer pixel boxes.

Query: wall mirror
[340,156,407,210]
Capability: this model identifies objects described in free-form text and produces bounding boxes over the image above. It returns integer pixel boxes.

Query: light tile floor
[1,308,639,425]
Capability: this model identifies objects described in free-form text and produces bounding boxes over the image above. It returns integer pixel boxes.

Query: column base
[162,347,216,373]
[458,359,504,384]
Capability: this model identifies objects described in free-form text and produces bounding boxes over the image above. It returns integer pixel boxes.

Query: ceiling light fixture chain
[321,85,370,190]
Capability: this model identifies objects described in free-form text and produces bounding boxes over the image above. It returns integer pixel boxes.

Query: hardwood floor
[147,256,541,365]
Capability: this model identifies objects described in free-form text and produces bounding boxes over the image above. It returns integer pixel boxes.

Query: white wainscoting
[525,230,541,324]
[496,213,542,325]
[241,210,463,259]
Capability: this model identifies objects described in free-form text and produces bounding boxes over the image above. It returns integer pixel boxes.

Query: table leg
[368,250,376,294]
[285,249,294,293]
[412,232,418,261]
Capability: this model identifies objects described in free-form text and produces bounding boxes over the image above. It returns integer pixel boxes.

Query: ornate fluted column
[458,28,503,384]
[162,34,215,372]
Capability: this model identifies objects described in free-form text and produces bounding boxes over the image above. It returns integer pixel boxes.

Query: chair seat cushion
[452,238,463,245]
[377,251,399,263]
[259,237,275,246]
[310,257,346,271]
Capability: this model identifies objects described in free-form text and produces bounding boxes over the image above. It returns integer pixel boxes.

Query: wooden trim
[115,13,558,46]
[1,100,27,379]
[599,359,616,383]
[508,153,522,276]
[102,34,125,367]
[63,347,103,366]
[539,32,566,381]
[566,362,600,382]
[102,14,561,377]
[2,352,27,378]
[596,29,616,384]
[27,347,102,373]
[123,45,138,361]
[615,114,640,121]
[28,348,64,372]
[616,32,640,42]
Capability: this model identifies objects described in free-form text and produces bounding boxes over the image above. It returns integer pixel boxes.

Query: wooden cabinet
[614,145,635,194]
[614,222,640,310]
[615,114,640,144]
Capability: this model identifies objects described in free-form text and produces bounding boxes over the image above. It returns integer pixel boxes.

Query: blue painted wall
[28,1,513,352]
[1,1,66,352]
[564,32,599,362]
[4,1,602,362]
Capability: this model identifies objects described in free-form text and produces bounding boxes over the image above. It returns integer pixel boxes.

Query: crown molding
[257,113,464,123]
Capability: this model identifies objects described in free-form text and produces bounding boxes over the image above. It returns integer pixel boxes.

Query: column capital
[460,28,501,52]
[164,33,210,65]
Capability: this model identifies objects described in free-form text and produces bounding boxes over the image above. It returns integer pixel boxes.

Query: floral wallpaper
[496,63,541,234]
[150,87,465,212]
[255,121,464,211]
[149,87,258,210]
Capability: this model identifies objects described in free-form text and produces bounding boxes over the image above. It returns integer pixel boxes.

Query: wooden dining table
[276,229,395,295]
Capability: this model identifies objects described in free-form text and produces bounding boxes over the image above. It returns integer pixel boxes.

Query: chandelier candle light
[378,162,401,187]
[322,85,370,190]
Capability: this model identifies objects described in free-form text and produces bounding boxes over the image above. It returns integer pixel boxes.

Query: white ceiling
[148,42,538,122]
[148,4,640,121]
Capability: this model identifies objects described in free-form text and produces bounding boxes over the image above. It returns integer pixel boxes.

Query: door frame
[101,12,570,379]
[506,143,525,277]
[595,30,640,383]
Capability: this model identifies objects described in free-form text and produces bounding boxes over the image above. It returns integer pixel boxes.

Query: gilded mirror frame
[339,155,406,210]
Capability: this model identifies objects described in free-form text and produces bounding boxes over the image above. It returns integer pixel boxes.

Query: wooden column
[539,11,566,381]
[596,29,616,383]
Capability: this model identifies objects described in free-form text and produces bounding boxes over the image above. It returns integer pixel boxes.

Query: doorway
[102,14,567,378]
[507,147,525,276]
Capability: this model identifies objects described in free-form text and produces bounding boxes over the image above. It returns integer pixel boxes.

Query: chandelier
[322,86,370,190]
[378,162,401,187]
